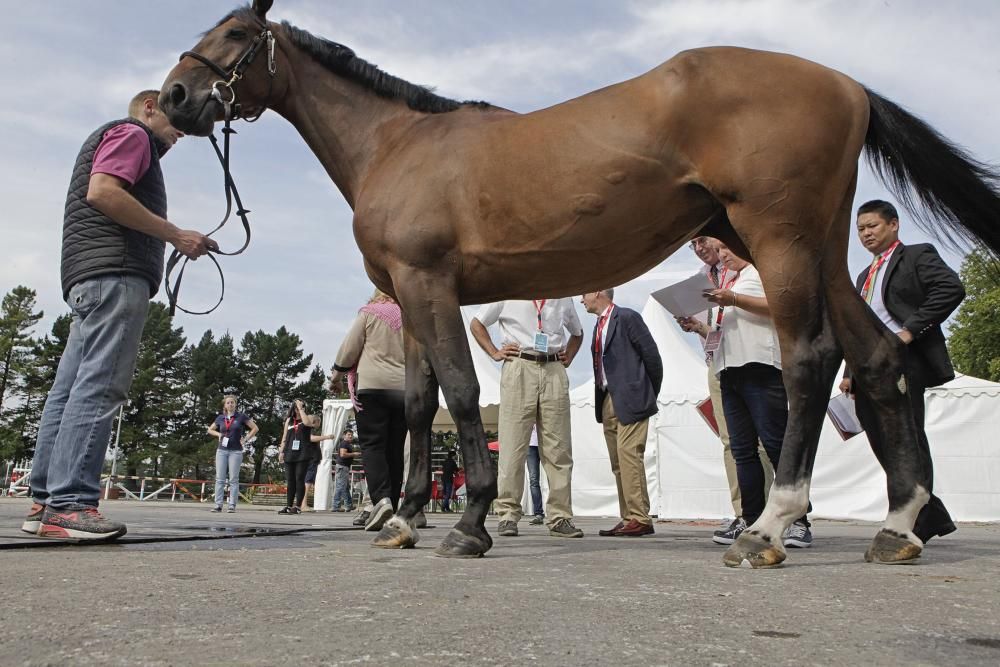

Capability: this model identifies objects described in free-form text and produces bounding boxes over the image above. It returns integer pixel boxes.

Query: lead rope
[164,113,252,316]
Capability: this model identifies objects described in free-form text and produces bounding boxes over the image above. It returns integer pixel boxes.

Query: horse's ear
[252,0,273,19]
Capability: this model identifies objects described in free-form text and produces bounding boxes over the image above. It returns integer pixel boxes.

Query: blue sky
[2,1,997,388]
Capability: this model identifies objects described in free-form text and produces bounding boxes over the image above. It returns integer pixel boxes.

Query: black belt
[516,351,560,363]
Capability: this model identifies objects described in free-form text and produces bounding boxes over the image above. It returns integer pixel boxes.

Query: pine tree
[0,314,72,461]
[0,286,44,418]
[166,330,242,479]
[237,327,313,483]
[116,303,187,480]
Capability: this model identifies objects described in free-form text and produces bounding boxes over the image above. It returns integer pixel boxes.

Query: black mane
[212,8,487,113]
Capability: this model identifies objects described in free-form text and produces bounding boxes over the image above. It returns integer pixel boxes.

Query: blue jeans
[30,275,149,509]
[526,446,543,517]
[720,363,787,526]
[333,464,353,510]
[215,448,243,508]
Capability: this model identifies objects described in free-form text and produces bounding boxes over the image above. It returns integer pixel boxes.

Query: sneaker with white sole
[38,506,127,541]
[712,517,746,545]
[365,498,394,532]
[783,520,813,548]
[22,502,45,534]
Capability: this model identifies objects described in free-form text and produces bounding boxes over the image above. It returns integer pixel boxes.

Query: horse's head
[160,0,281,136]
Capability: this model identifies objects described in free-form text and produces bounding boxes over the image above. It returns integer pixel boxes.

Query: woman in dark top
[206,395,258,512]
[277,400,335,514]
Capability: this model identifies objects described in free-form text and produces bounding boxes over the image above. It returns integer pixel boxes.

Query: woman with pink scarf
[330,290,406,532]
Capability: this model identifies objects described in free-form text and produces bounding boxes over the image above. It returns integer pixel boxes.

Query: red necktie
[594,314,609,386]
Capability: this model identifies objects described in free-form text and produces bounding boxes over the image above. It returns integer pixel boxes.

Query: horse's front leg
[371,327,435,549]
[390,270,496,557]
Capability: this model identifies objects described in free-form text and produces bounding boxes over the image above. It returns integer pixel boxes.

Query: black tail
[863,88,1000,258]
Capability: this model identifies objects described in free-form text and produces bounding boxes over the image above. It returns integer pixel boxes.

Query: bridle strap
[164,114,252,316]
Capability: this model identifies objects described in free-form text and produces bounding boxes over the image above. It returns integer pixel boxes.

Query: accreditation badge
[704,330,723,353]
[222,437,230,447]
[292,440,301,451]
[533,332,550,353]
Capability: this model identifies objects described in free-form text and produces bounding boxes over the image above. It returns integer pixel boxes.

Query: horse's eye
[225,28,247,40]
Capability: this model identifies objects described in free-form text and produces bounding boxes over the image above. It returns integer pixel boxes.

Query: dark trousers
[285,460,309,508]
[526,445,544,516]
[721,363,808,526]
[441,479,454,511]
[853,355,952,537]
[356,389,407,510]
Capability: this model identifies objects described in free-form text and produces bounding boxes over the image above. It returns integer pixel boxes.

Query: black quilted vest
[60,118,167,299]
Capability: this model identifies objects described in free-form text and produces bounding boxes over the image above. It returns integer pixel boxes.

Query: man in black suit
[582,289,663,537]
[840,199,965,544]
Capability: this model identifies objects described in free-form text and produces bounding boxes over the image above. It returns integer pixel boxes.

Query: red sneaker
[38,507,127,541]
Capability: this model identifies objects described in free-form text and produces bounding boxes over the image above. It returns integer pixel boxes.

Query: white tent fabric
[567,296,1000,522]
[315,399,353,511]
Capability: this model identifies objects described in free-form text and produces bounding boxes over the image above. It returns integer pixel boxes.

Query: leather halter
[179,22,276,122]
[165,23,276,316]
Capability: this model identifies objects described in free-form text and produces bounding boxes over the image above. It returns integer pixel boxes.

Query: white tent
[567,296,1000,522]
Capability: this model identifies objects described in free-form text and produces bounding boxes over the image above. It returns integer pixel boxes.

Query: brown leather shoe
[613,519,654,537]
[599,521,625,537]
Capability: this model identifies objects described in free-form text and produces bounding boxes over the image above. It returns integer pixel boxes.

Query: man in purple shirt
[22,90,216,541]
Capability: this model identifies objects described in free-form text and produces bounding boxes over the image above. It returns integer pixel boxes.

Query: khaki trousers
[601,394,651,524]
[496,358,574,525]
[708,366,772,517]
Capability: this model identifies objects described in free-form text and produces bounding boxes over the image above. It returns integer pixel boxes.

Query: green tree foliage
[237,327,315,483]
[166,331,242,479]
[0,286,44,417]
[947,249,1000,382]
[117,303,187,479]
[0,314,71,461]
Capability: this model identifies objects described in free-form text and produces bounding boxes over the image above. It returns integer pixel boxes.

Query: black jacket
[592,306,663,425]
[853,242,964,387]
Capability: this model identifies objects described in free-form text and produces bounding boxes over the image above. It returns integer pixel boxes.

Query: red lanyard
[596,305,613,347]
[861,241,900,303]
[713,272,740,329]
[292,416,301,433]
[532,299,547,331]
[223,415,234,431]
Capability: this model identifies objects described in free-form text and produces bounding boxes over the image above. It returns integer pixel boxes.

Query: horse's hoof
[864,529,922,564]
[723,530,786,569]
[371,515,419,549]
[434,527,492,558]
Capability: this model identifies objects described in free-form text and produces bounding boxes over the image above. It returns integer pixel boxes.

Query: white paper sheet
[651,272,716,317]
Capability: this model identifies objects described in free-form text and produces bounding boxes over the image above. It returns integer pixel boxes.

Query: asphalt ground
[1,498,999,666]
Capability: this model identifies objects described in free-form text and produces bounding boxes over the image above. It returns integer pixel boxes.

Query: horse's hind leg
[824,251,927,564]
[719,192,848,569]
[391,270,496,557]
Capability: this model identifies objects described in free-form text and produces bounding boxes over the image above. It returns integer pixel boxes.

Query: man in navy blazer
[840,199,965,545]
[582,289,663,537]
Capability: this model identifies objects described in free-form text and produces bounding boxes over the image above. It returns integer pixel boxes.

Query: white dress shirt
[867,246,905,333]
[475,299,583,351]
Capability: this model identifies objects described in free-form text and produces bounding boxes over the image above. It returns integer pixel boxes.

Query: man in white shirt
[471,299,584,538]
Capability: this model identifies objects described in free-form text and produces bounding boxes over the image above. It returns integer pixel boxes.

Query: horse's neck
[273,52,419,209]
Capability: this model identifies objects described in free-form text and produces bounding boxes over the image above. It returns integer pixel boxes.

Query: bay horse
[161,1,1000,565]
